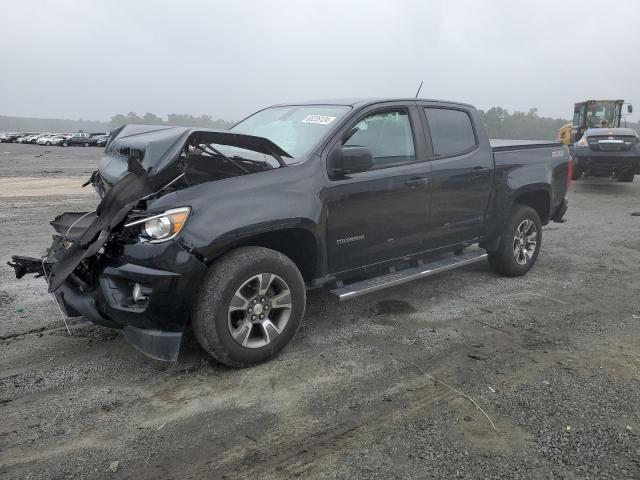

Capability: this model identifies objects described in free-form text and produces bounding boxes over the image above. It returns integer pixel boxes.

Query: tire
[487,204,542,277]
[571,159,582,180]
[618,172,634,182]
[46,141,51,146]
[192,246,306,367]
[62,142,68,147]
[83,142,89,147]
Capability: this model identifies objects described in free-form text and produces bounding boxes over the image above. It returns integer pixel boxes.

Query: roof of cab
[272,97,475,109]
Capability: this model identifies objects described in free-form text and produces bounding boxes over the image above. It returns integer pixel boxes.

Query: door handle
[405,177,427,187]
[471,166,490,175]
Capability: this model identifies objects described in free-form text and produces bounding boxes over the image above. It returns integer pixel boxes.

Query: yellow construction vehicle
[558,99,632,146]
[560,99,639,182]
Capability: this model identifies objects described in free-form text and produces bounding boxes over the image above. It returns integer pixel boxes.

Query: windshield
[585,101,621,128]
[229,105,351,159]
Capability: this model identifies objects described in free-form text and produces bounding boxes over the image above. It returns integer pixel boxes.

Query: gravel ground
[1,143,639,479]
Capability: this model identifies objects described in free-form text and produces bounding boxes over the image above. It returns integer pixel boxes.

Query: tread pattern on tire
[191,246,305,368]
[487,204,542,277]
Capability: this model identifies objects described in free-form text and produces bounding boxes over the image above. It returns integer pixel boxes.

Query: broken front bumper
[10,240,207,361]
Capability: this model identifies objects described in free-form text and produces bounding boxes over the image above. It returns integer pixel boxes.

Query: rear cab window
[424,107,477,157]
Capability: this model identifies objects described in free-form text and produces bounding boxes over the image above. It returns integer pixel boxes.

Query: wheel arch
[204,224,322,284]
[512,186,551,225]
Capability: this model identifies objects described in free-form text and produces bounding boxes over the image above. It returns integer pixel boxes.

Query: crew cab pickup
[9,98,571,366]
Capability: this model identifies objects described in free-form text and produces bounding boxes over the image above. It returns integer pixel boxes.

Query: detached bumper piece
[8,256,50,279]
[122,326,182,362]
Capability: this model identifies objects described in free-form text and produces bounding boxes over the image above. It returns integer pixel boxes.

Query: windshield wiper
[200,144,250,174]
[230,155,274,169]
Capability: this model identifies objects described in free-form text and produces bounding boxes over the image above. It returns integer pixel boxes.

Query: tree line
[108,112,233,130]
[478,107,640,140]
[109,109,572,140]
[479,107,568,140]
[2,108,638,140]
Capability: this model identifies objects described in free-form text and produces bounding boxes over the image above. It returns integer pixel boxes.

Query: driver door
[325,104,432,273]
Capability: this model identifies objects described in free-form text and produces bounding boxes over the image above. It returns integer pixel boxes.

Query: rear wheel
[618,172,635,182]
[62,142,68,147]
[83,142,90,147]
[487,205,542,277]
[192,247,306,367]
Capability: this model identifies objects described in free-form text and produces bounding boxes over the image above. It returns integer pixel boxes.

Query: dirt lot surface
[1,143,639,479]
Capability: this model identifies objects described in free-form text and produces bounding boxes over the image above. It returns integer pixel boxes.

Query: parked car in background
[36,134,55,145]
[2,133,19,142]
[49,135,68,146]
[572,127,640,182]
[15,133,37,143]
[25,134,42,144]
[36,134,66,146]
[61,132,94,147]
[93,134,110,147]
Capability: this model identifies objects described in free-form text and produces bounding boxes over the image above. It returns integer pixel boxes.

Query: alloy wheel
[513,219,537,265]
[227,273,292,348]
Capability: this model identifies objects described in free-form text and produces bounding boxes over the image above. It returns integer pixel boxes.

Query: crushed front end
[8,124,291,361]
[9,186,208,361]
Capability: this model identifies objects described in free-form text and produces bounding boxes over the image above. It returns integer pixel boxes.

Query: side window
[343,110,415,169]
[573,104,584,126]
[424,108,476,157]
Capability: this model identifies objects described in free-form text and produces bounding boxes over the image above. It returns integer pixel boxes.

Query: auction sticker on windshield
[302,115,336,125]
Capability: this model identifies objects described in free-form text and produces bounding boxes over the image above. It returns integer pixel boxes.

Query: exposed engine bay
[8,125,292,295]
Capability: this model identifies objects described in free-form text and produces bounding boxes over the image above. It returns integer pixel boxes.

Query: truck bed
[490,139,563,151]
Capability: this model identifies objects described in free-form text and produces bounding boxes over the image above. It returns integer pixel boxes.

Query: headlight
[577,136,588,146]
[124,207,190,242]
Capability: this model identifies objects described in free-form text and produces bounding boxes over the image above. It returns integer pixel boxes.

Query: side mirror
[328,145,373,177]
[628,104,633,114]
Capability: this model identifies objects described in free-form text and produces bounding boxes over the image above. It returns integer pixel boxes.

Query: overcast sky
[1,0,639,122]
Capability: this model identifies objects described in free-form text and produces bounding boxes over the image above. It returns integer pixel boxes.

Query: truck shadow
[572,178,636,194]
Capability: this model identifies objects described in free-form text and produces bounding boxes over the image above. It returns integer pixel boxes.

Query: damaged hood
[99,124,292,186]
[43,124,292,292]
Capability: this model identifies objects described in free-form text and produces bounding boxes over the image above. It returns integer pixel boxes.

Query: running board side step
[330,251,488,301]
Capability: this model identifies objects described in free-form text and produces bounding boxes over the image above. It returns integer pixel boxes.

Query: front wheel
[192,247,306,367]
[83,142,90,147]
[487,205,542,277]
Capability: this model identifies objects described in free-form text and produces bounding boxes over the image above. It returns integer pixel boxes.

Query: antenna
[415,81,423,98]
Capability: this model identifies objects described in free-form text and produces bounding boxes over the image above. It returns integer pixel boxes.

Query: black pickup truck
[9,98,570,366]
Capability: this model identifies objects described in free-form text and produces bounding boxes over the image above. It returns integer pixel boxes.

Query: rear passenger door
[325,104,431,273]
[420,105,493,248]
